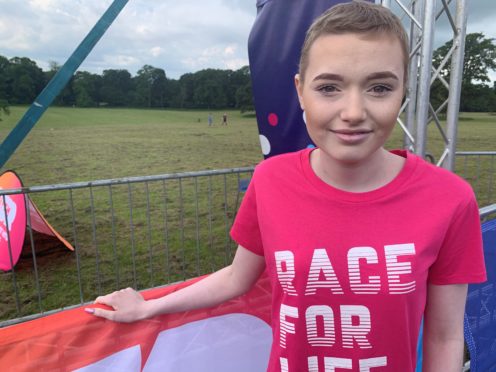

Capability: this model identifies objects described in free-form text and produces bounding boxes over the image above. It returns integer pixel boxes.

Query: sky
[0,0,495,81]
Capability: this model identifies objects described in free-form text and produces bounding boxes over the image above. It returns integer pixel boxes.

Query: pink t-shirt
[231,148,486,372]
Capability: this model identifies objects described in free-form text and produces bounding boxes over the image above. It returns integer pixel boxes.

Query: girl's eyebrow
[312,71,399,82]
[312,73,343,82]
[367,71,399,81]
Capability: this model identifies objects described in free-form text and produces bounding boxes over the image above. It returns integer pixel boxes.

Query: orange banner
[0,274,272,371]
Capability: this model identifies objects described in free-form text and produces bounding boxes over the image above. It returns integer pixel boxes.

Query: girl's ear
[294,74,305,110]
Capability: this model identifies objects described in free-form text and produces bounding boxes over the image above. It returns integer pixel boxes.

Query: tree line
[0,56,254,111]
[0,32,494,114]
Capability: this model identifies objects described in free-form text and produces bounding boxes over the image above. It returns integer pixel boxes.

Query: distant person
[222,112,228,126]
[208,113,213,127]
[86,2,486,371]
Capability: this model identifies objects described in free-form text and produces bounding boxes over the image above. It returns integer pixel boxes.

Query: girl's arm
[86,245,266,322]
[422,283,468,372]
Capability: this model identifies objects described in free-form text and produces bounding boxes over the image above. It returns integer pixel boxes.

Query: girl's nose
[339,90,367,124]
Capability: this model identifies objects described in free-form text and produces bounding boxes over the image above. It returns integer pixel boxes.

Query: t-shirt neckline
[300,148,418,203]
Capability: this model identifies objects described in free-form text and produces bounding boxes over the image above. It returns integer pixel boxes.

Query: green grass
[0,107,263,185]
[0,106,495,322]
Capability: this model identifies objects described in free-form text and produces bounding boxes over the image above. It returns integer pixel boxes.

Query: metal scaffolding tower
[377,0,468,171]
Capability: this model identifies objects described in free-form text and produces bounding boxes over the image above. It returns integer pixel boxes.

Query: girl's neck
[310,148,405,193]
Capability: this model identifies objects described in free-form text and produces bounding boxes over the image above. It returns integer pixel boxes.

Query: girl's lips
[331,129,372,144]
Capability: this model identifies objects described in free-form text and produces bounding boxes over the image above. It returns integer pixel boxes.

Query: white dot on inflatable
[259,134,271,156]
[302,110,307,124]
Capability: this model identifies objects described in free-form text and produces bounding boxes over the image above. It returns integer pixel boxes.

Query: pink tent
[0,170,73,271]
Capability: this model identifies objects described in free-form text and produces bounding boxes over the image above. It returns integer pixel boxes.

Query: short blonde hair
[298,0,409,83]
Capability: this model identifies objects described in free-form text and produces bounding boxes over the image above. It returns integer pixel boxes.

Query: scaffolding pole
[379,0,469,169]
[443,0,468,171]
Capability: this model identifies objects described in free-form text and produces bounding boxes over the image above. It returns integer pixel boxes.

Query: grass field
[0,106,264,185]
[0,106,495,322]
[0,106,494,185]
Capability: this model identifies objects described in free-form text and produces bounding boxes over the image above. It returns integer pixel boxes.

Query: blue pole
[0,0,129,168]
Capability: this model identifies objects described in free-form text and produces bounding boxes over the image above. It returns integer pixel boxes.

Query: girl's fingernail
[84,308,95,314]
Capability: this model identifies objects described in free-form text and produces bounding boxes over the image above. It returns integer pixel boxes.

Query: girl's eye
[370,85,392,95]
[317,85,338,94]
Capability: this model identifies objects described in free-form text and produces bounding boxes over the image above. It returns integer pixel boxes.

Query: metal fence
[455,152,496,207]
[0,167,254,327]
[1,152,495,327]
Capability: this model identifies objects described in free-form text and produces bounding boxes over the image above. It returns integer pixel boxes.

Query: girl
[86,2,486,371]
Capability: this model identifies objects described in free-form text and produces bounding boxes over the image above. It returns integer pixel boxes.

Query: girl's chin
[317,147,385,167]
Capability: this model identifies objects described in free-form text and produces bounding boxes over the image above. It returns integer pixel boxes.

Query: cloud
[224,45,236,56]
[29,0,58,12]
[102,54,140,69]
[0,0,255,78]
[96,0,254,77]
[224,58,248,71]
[0,0,493,81]
[150,47,164,57]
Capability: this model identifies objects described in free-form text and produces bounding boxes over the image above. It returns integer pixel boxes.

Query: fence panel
[0,168,253,326]
[455,152,496,207]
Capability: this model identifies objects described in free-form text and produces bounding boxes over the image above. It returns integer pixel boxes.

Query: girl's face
[295,32,405,167]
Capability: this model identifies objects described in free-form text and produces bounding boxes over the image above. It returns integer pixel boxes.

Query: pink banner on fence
[0,273,272,371]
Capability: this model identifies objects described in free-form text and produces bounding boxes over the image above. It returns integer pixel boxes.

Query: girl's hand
[85,287,148,323]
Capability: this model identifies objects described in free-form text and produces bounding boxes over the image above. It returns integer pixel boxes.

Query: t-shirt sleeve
[230,170,264,256]
[428,193,487,285]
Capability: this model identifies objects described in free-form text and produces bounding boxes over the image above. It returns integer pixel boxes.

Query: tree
[235,82,254,113]
[5,57,45,104]
[45,60,75,106]
[177,73,195,108]
[192,69,229,109]
[0,99,9,121]
[0,55,9,101]
[100,69,133,106]
[73,71,102,107]
[232,66,254,112]
[431,33,496,112]
[458,83,496,112]
[0,55,10,120]
[133,65,168,108]
[433,33,496,85]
